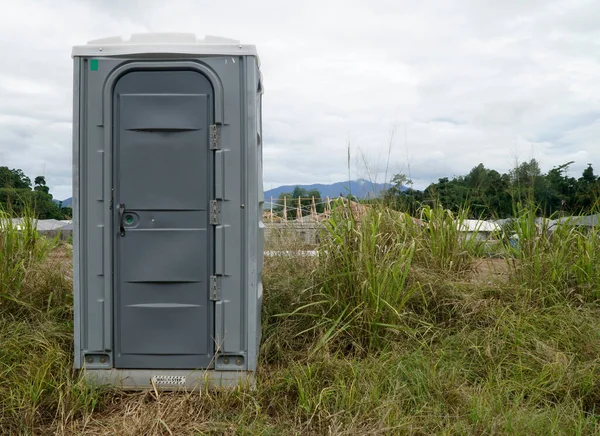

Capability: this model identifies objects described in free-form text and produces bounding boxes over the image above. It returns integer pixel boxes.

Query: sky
[1,0,600,200]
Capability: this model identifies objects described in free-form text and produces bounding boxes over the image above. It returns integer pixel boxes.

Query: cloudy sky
[1,0,599,200]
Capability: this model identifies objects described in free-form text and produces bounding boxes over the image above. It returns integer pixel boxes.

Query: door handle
[119,203,126,237]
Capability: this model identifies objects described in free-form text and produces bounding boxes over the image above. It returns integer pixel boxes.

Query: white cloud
[0,0,599,200]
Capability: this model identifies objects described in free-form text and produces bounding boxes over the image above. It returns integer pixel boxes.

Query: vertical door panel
[113,70,213,369]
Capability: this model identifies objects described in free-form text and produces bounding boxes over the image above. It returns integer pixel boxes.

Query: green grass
[2,204,600,434]
[0,213,103,434]
[288,201,417,355]
[506,204,600,306]
[416,204,485,275]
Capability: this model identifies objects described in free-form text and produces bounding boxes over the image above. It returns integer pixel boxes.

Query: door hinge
[210,200,220,225]
[210,275,221,301]
[210,124,221,150]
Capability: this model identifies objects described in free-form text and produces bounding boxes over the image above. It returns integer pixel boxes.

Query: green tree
[575,164,599,212]
[383,173,423,214]
[31,190,64,219]
[0,167,31,189]
[538,162,576,216]
[292,186,308,199]
[486,171,512,218]
[0,168,69,219]
[425,176,469,214]
[34,176,50,195]
[464,167,485,213]
[509,159,544,205]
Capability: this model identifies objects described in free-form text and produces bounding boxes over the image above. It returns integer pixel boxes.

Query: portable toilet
[71,34,264,389]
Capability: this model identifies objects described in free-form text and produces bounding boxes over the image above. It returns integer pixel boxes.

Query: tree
[0,166,31,189]
[383,173,423,214]
[539,162,576,216]
[464,164,504,217]
[486,171,512,218]
[425,176,469,214]
[574,164,599,213]
[292,186,308,199]
[34,176,50,195]
[509,159,544,203]
[31,190,63,219]
[0,168,69,219]
[581,164,597,185]
[11,169,31,189]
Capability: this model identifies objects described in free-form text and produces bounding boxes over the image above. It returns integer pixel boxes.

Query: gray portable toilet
[71,34,264,389]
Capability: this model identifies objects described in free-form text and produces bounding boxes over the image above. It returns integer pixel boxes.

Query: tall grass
[3,201,600,434]
[288,200,417,354]
[0,209,104,434]
[507,204,600,305]
[415,204,485,275]
[0,212,54,312]
[572,222,600,299]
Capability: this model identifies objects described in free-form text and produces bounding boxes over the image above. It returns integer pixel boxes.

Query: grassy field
[2,204,600,435]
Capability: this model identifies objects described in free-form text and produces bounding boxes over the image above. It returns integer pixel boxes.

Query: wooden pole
[283,196,287,225]
[270,196,273,224]
[326,196,330,215]
[297,197,302,223]
[311,196,316,218]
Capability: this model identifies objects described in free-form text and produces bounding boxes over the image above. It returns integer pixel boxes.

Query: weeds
[0,212,55,313]
[3,203,600,434]
[507,204,600,305]
[416,204,485,275]
[0,209,98,434]
[287,200,417,355]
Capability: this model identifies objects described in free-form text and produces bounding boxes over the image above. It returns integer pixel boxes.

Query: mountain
[54,197,72,207]
[264,179,401,201]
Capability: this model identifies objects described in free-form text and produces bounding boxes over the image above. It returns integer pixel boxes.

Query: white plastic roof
[72,33,258,58]
[8,218,72,231]
[457,220,502,232]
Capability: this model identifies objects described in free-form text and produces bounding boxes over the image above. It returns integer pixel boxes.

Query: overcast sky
[1,0,599,200]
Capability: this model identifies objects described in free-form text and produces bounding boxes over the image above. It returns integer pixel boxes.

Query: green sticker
[90,59,98,71]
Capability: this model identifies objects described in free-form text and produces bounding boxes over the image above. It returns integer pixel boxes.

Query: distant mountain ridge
[264,179,399,202]
[53,198,72,207]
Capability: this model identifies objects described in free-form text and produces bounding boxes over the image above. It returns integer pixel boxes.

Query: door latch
[118,203,126,237]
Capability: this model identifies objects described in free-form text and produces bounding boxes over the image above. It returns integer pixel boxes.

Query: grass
[2,204,600,434]
[506,204,600,305]
[290,201,418,355]
[416,204,485,275]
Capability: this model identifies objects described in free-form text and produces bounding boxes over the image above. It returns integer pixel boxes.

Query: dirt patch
[472,258,510,283]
